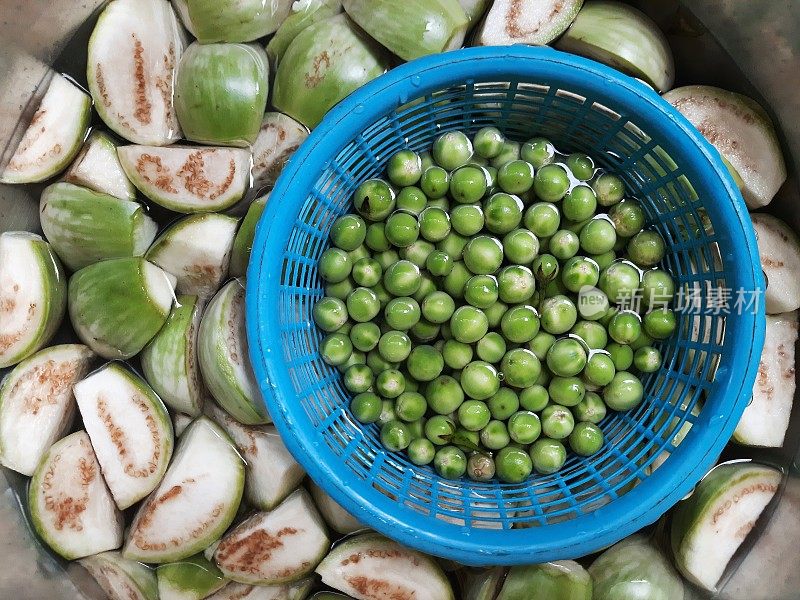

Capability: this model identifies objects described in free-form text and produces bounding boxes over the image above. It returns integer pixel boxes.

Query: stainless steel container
[1,1,798,598]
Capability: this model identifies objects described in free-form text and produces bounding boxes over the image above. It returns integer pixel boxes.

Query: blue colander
[246,46,764,565]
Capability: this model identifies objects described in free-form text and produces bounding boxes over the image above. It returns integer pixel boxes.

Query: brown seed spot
[137,154,178,193]
[42,444,96,532]
[711,482,778,526]
[216,527,300,575]
[505,0,565,39]
[176,151,236,201]
[305,51,331,88]
[95,64,111,107]
[346,575,417,600]
[11,358,81,416]
[132,35,152,125]
[762,257,785,268]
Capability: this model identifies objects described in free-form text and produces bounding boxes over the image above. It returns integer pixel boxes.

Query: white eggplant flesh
[671,462,782,592]
[65,131,137,201]
[315,532,455,600]
[734,311,798,447]
[87,0,183,145]
[1,73,91,184]
[198,279,271,425]
[172,413,194,437]
[214,489,330,585]
[79,551,159,600]
[208,579,315,600]
[751,213,800,314]
[308,480,363,535]
[118,145,252,213]
[123,417,245,563]
[0,344,94,476]
[251,113,308,194]
[74,362,174,510]
[664,86,787,208]
[0,232,67,368]
[205,403,305,510]
[146,213,239,299]
[476,0,583,46]
[141,295,205,416]
[156,553,227,600]
[28,431,124,560]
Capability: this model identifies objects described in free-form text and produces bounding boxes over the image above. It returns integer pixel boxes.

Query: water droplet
[353,104,365,114]
[410,75,422,87]
[399,93,409,104]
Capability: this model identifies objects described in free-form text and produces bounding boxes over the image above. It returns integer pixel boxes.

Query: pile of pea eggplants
[0,0,795,598]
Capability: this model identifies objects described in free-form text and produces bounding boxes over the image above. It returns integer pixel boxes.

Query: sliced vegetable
[0,73,91,184]
[39,182,157,271]
[209,579,315,600]
[308,480,362,535]
[555,0,674,93]
[663,86,787,208]
[316,532,455,600]
[206,402,305,510]
[230,197,268,278]
[74,362,174,510]
[65,131,137,201]
[462,568,505,600]
[117,145,252,213]
[251,113,309,194]
[68,258,176,360]
[589,535,683,600]
[174,0,293,44]
[123,417,245,563]
[199,279,271,425]
[172,413,193,437]
[476,0,583,47]
[498,561,591,600]
[141,295,205,417]
[342,0,468,61]
[0,232,66,368]
[266,0,344,67]
[459,0,490,23]
[0,344,94,476]
[734,311,797,447]
[28,431,124,560]
[671,462,782,591]
[175,43,269,147]
[273,14,389,129]
[79,551,159,600]
[87,0,183,145]
[157,553,226,600]
[214,489,329,585]
[146,213,239,299]
[751,213,800,314]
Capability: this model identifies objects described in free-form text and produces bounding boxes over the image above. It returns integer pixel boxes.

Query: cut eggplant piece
[230,196,268,278]
[556,0,674,93]
[157,553,227,600]
[209,579,315,600]
[68,258,176,360]
[0,232,66,368]
[74,362,174,510]
[40,182,157,271]
[671,462,782,591]
[28,431,124,560]
[0,73,91,184]
[251,113,309,194]
[79,551,159,600]
[664,86,786,208]
[734,311,797,447]
[0,344,94,476]
[214,488,329,585]
[123,417,245,563]
[316,532,455,600]
[118,145,252,213]
[172,413,194,437]
[205,403,305,510]
[199,279,271,425]
[459,0,490,23]
[176,0,293,44]
[751,213,800,314]
[175,43,270,147]
[266,0,344,67]
[462,568,505,600]
[497,561,591,600]
[141,295,204,416]
[308,480,362,535]
[65,131,137,201]
[590,535,683,600]
[476,0,583,47]
[87,0,183,145]
[146,213,239,299]
[342,0,469,61]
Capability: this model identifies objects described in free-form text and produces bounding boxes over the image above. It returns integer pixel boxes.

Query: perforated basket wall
[247,47,764,565]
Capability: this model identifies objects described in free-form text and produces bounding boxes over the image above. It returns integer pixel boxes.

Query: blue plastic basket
[246,46,764,565]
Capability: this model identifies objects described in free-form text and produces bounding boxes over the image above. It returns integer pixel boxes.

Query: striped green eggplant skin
[266,0,343,67]
[180,0,293,44]
[229,197,268,278]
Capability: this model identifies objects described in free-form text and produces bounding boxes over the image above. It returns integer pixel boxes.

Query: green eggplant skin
[40,182,156,271]
[157,553,226,599]
[272,14,390,129]
[79,551,159,600]
[67,258,175,360]
[183,0,293,44]
[497,561,592,600]
[267,0,344,67]
[175,42,270,147]
[229,197,268,277]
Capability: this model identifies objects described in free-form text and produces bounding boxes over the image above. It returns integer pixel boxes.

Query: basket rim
[246,46,765,565]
